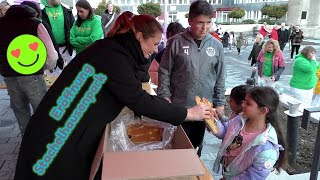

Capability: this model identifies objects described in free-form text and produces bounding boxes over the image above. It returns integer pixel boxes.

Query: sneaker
[290,58,293,61]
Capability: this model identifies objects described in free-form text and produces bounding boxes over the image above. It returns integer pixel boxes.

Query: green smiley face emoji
[7,34,47,75]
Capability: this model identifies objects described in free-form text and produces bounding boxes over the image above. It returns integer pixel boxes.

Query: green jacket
[70,15,103,53]
[236,36,243,48]
[290,54,318,90]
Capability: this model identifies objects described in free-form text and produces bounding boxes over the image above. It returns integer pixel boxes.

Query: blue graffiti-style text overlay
[32,64,107,176]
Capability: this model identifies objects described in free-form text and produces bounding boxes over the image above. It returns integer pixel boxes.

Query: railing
[301,108,320,180]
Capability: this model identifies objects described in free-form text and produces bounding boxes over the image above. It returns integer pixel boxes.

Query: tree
[114,6,121,14]
[94,1,107,16]
[137,2,161,17]
[228,7,245,22]
[261,4,272,16]
[261,4,288,20]
[94,0,121,16]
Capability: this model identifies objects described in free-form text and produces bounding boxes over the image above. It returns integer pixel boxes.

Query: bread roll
[194,96,219,134]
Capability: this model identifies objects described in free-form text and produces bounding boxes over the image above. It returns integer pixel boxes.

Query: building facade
[287,0,320,27]
[61,0,319,28]
[100,0,288,24]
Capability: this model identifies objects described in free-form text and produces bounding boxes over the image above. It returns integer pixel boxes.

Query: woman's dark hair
[230,85,251,105]
[21,1,42,18]
[301,46,316,59]
[75,0,93,27]
[246,86,287,172]
[189,0,213,20]
[107,11,163,39]
[166,22,184,39]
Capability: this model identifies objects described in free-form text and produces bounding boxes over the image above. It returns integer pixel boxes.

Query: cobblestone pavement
[1,38,320,180]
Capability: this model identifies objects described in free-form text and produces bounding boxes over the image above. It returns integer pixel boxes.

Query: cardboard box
[90,125,213,180]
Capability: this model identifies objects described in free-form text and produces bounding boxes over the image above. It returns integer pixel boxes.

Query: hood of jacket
[295,53,307,60]
[6,5,36,18]
[113,32,148,66]
[238,113,280,146]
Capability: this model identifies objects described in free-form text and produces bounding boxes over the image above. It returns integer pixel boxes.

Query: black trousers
[181,121,206,157]
[279,41,286,51]
[237,48,241,54]
[291,45,301,59]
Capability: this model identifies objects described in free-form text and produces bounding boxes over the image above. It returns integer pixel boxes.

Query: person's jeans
[5,75,47,135]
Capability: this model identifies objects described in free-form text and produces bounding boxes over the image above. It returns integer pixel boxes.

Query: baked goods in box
[126,123,164,144]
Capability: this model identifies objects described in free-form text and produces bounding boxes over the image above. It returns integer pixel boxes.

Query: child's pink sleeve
[37,23,58,70]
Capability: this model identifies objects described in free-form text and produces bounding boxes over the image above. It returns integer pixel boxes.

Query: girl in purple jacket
[213,86,287,179]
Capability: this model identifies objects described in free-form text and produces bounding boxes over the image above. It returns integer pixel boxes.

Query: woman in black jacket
[248,34,264,66]
[14,11,211,180]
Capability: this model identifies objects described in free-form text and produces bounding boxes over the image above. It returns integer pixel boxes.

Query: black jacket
[290,30,304,45]
[41,5,75,56]
[14,33,187,180]
[221,32,229,48]
[277,28,289,43]
[248,41,264,66]
[0,5,43,77]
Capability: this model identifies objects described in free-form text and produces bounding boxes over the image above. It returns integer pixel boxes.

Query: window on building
[121,0,125,4]
[216,11,230,23]
[218,0,222,3]
[184,0,187,3]
[301,11,307,19]
[179,0,183,4]
[168,12,177,22]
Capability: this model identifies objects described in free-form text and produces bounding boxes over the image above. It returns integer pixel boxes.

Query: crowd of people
[1,0,320,179]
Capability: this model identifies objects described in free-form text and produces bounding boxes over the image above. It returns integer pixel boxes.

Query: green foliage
[137,2,161,17]
[261,3,288,20]
[94,1,107,16]
[258,17,282,25]
[93,1,121,16]
[261,4,271,16]
[228,7,245,19]
[114,6,121,14]
[242,19,255,24]
[221,22,231,25]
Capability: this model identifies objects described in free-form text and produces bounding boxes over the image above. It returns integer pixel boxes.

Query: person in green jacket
[290,46,317,105]
[70,0,103,54]
[236,32,244,56]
